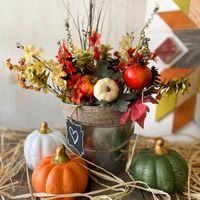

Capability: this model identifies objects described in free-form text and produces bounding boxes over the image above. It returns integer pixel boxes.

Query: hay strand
[1,129,200,199]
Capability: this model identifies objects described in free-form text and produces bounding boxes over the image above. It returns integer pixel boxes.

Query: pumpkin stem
[154,138,168,155]
[40,122,51,134]
[53,144,70,164]
[106,86,111,92]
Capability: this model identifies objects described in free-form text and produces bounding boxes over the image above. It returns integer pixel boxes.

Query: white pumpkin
[24,122,66,169]
[94,78,119,102]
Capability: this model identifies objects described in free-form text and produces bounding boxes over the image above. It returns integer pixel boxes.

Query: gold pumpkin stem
[40,122,51,134]
[53,144,70,164]
[154,138,168,156]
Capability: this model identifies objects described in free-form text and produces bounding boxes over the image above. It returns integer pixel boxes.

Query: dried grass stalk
[1,129,200,200]
[0,139,25,198]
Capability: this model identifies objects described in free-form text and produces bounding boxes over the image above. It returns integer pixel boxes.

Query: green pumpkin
[130,138,188,193]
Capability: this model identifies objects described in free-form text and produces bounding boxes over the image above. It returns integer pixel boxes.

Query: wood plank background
[174,29,200,68]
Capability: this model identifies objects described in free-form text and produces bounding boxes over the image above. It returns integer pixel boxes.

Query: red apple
[124,64,152,90]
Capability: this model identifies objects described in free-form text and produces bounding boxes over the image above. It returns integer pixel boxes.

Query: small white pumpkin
[24,122,66,169]
[94,78,119,102]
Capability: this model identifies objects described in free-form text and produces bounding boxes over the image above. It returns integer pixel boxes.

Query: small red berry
[137,53,143,60]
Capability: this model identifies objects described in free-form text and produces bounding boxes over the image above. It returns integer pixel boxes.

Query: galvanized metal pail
[62,104,134,175]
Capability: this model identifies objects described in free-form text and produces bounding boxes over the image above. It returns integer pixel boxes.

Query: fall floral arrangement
[6,4,189,128]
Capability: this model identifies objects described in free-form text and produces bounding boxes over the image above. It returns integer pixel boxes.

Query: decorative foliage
[121,95,157,128]
[6,2,190,128]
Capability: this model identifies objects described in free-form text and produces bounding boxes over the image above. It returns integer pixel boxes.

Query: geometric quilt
[155,0,200,133]
[156,66,200,132]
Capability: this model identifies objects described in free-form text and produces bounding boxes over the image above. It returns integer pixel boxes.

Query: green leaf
[111,73,121,80]
[95,60,114,78]
[113,100,130,112]
[118,93,137,101]
[76,50,94,73]
[100,44,112,60]
[96,100,110,107]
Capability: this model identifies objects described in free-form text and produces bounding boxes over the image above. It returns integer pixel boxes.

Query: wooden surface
[4,168,187,200]
[2,150,154,200]
[6,171,154,200]
[9,170,181,200]
[1,131,187,200]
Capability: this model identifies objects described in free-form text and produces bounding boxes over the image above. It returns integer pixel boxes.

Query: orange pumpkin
[32,144,89,200]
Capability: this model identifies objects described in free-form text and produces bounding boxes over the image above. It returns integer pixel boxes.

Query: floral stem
[89,0,94,36]
[16,43,53,72]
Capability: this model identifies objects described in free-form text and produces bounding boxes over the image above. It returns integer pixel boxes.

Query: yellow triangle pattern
[173,0,191,14]
[155,92,177,121]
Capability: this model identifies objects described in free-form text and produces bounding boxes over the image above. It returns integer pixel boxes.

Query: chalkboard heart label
[69,127,79,144]
[65,117,84,156]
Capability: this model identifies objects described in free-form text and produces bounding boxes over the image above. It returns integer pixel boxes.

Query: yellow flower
[23,65,36,80]
[32,59,46,74]
[119,33,134,60]
[24,45,42,63]
[119,33,133,49]
[23,59,46,80]
[72,42,83,55]
[48,60,67,89]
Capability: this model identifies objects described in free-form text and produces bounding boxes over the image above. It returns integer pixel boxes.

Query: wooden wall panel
[174,30,200,67]
[188,0,200,28]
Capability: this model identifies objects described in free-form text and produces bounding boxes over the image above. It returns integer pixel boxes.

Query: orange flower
[71,89,84,104]
[67,73,82,89]
[69,75,95,104]
[56,42,76,75]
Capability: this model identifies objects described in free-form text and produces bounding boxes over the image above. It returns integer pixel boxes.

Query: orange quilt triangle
[159,10,197,30]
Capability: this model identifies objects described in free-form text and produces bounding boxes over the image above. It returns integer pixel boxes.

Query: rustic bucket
[61,104,134,175]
